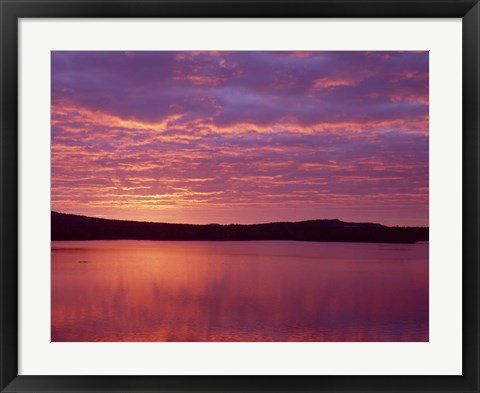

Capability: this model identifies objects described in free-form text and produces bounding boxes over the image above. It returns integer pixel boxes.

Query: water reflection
[51,240,428,342]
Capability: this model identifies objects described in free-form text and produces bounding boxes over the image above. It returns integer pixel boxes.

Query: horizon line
[51,210,429,229]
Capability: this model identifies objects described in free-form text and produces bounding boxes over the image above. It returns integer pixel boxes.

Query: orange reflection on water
[51,240,428,342]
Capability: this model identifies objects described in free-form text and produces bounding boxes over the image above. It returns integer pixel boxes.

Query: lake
[51,240,428,342]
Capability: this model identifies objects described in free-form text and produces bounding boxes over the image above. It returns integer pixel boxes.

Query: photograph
[50,50,429,342]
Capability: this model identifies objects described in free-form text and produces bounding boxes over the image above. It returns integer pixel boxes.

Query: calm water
[51,240,428,342]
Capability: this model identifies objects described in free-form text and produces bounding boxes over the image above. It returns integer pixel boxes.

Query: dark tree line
[52,211,428,243]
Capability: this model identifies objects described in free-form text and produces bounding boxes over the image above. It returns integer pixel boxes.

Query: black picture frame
[1,1,478,392]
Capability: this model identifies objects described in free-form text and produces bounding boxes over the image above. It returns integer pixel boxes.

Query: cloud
[51,51,429,226]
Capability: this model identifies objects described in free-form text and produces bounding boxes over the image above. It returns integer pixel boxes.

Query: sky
[51,51,428,226]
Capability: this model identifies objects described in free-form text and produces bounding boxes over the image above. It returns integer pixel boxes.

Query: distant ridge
[51,211,428,243]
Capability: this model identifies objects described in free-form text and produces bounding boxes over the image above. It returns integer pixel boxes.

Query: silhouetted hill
[51,211,428,243]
